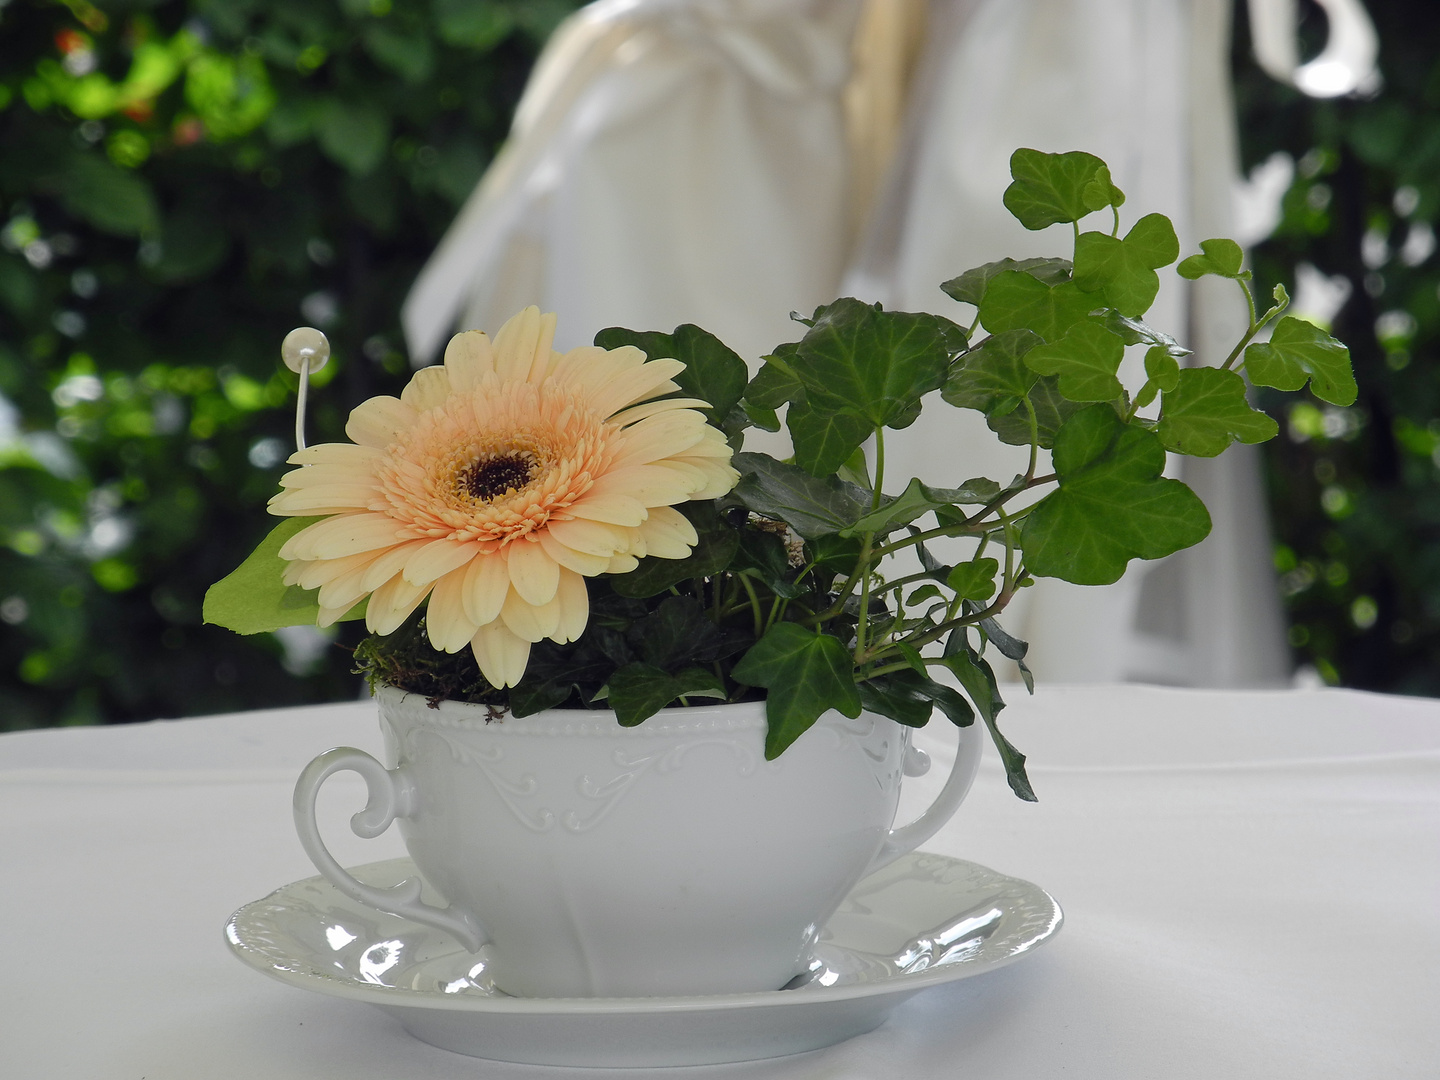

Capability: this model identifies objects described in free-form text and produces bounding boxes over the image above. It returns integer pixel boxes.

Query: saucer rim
[225,851,1063,1016]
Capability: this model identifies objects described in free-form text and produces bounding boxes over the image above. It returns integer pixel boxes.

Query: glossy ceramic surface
[226,851,1062,1067]
[292,689,985,998]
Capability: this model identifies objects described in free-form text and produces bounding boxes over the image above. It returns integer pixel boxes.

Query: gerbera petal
[400,366,452,412]
[606,553,640,574]
[537,529,612,576]
[606,397,713,428]
[425,568,476,653]
[492,306,550,382]
[280,513,403,560]
[584,464,701,507]
[291,550,373,591]
[471,621,531,688]
[608,410,709,468]
[505,538,560,606]
[637,504,698,551]
[277,463,380,490]
[461,551,510,627]
[316,563,374,613]
[553,568,589,643]
[443,330,495,390]
[633,522,693,560]
[287,443,384,467]
[359,538,432,592]
[588,358,688,418]
[316,603,355,629]
[543,517,630,557]
[268,485,380,515]
[346,396,417,448]
[500,585,561,642]
[566,492,649,527]
[678,458,742,500]
[401,538,480,586]
[366,573,433,635]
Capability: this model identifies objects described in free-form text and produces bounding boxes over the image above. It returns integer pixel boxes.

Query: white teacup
[293,685,983,998]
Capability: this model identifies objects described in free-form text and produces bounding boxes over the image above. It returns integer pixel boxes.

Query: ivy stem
[738,573,765,639]
[1023,396,1040,481]
[1220,277,1262,371]
[1111,205,1121,237]
[871,427,887,512]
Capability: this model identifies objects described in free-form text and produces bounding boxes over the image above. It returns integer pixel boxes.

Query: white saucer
[226,851,1062,1067]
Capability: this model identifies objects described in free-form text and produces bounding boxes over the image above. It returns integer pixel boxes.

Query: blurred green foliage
[0,0,578,729]
[4,0,1434,727]
[1235,0,1440,691]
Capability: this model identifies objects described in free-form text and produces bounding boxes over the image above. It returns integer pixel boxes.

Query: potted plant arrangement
[208,150,1352,1004]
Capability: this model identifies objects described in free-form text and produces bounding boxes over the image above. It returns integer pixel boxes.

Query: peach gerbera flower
[268,307,738,688]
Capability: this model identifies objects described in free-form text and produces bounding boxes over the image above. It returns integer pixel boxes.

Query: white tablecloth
[3,685,1437,1078]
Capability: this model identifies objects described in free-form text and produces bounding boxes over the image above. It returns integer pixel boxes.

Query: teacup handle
[292,746,486,952]
[866,721,986,874]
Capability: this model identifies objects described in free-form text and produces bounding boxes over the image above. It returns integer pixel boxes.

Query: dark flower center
[462,453,537,501]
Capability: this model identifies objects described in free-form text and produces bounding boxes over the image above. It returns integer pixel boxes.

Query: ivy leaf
[1176,237,1246,280]
[1144,345,1181,392]
[1082,164,1125,211]
[595,324,749,428]
[858,670,935,727]
[731,623,862,759]
[1021,405,1212,585]
[842,477,1000,538]
[940,257,1072,307]
[1072,213,1180,317]
[1135,345,1181,409]
[940,641,1035,801]
[1002,148,1108,230]
[1094,310,1192,358]
[986,374,1086,448]
[731,528,805,599]
[787,399,874,477]
[1242,316,1357,406]
[626,596,746,669]
[745,352,805,410]
[731,453,868,538]
[509,677,573,717]
[979,273,1096,343]
[605,663,726,727]
[943,329,1042,416]
[1023,320,1126,402]
[947,558,999,601]
[1157,368,1279,457]
[203,517,365,633]
[610,504,740,597]
[788,299,951,431]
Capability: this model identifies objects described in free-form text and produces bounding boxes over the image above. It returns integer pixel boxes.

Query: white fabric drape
[402,0,1291,688]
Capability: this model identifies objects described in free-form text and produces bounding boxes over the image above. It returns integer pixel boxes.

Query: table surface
[3,684,1437,1079]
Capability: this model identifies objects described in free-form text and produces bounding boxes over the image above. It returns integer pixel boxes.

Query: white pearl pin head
[281,327,331,375]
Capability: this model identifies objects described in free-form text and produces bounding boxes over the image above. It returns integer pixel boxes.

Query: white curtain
[403,0,1291,688]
